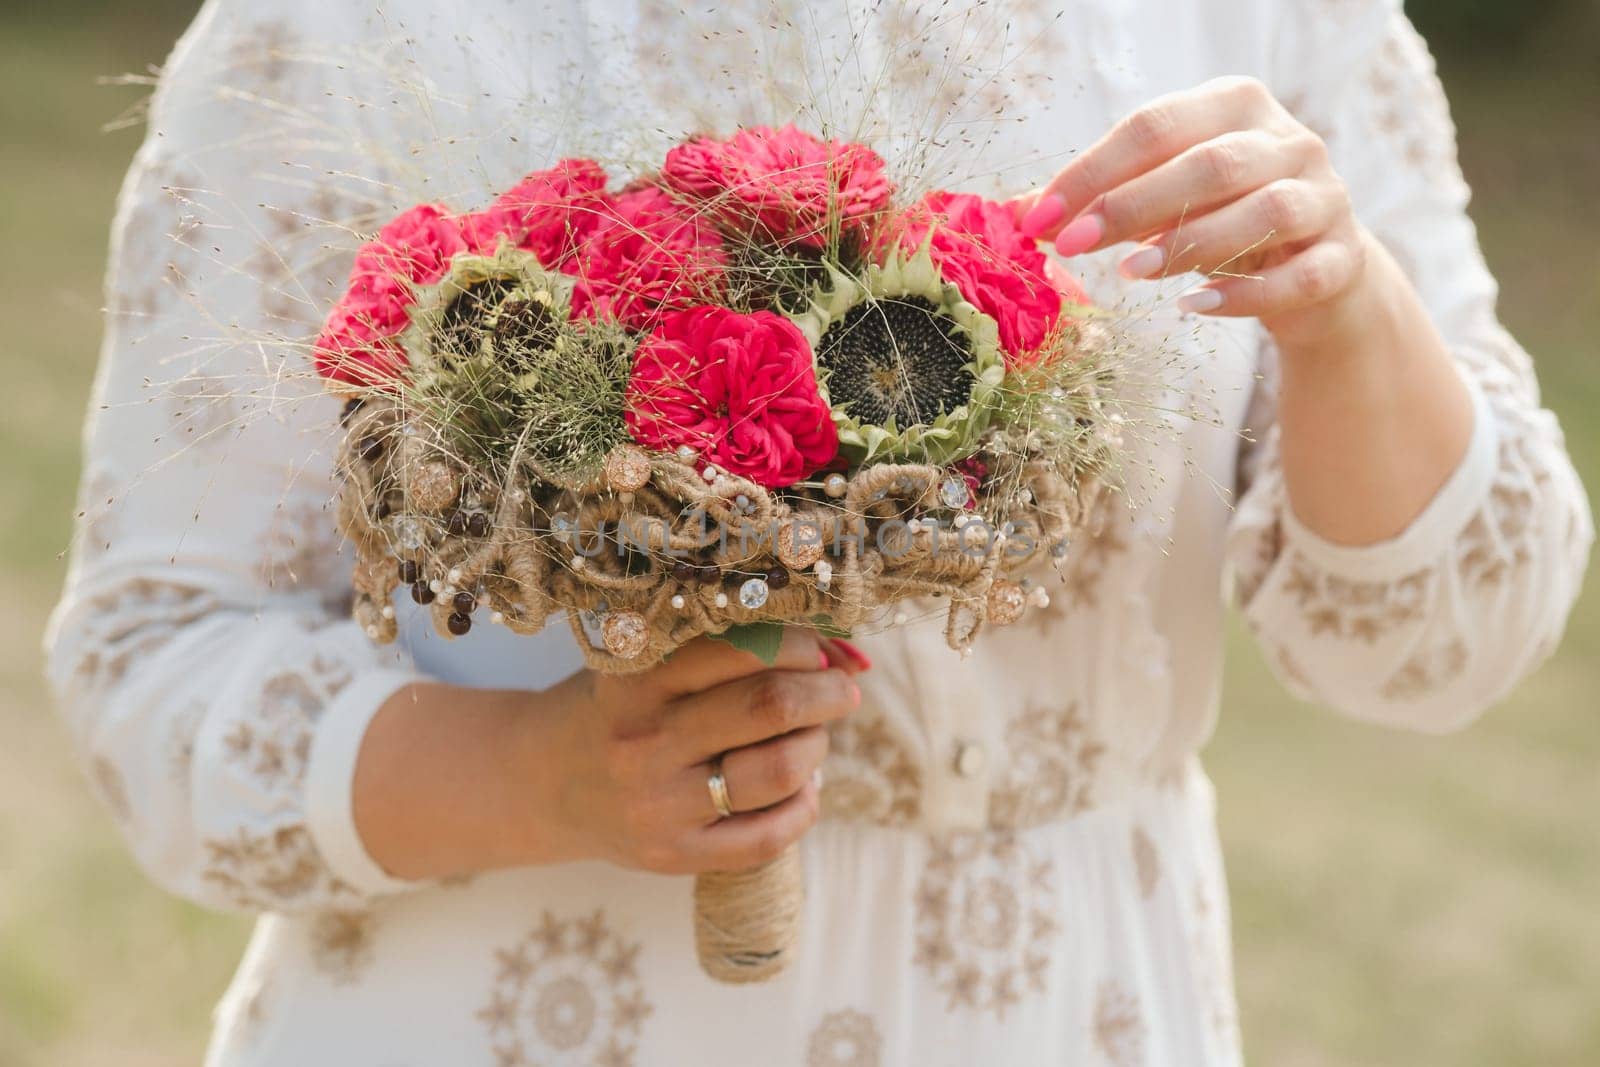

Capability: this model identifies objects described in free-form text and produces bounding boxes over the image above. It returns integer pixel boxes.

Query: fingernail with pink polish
[1119,246,1165,280]
[1019,194,1067,238]
[1178,287,1224,314]
[1053,213,1104,257]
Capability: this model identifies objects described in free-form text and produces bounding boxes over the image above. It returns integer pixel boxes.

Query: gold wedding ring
[706,757,734,819]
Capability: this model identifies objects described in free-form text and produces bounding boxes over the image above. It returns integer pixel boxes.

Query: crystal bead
[389,516,427,552]
[738,577,770,610]
[939,475,969,509]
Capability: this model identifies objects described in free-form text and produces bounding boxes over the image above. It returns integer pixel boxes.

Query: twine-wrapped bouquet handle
[693,844,805,983]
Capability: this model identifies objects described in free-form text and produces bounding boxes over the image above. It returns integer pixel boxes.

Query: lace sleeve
[1226,1,1592,732]
[44,0,426,912]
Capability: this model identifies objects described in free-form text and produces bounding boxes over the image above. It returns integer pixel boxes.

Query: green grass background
[1,4,1595,1064]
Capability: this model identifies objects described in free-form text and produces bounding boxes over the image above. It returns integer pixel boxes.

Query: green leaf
[707,622,787,665]
[809,615,853,639]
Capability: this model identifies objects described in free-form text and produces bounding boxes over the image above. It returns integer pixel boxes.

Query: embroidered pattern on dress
[1188,880,1242,1058]
[1379,638,1469,702]
[913,833,1060,1018]
[988,701,1105,829]
[201,825,360,910]
[821,710,922,826]
[1279,554,1432,643]
[1130,825,1161,900]
[255,496,350,596]
[1092,981,1147,1067]
[309,909,379,984]
[200,655,358,909]
[478,909,653,1067]
[68,580,216,695]
[110,165,203,318]
[807,1009,883,1067]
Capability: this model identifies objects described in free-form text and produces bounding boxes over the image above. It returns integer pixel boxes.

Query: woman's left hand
[1012,76,1371,334]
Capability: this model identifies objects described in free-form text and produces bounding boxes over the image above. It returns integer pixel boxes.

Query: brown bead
[447,612,472,636]
[411,581,435,605]
[446,511,469,536]
[398,560,419,584]
[766,567,790,590]
[696,565,720,584]
[358,435,385,462]
[671,561,696,583]
[452,590,477,615]
[340,397,364,426]
[466,512,490,538]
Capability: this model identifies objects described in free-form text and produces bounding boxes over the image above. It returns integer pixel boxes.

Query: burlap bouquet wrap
[335,397,1110,982]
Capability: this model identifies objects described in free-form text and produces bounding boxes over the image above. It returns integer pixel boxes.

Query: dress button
[953,741,987,778]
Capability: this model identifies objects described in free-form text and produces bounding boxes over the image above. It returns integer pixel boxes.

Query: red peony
[660,125,893,250]
[625,307,838,488]
[568,187,729,330]
[490,158,612,267]
[897,191,1090,366]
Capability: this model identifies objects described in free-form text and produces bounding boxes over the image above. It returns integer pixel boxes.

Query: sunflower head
[788,242,1003,465]
[402,242,628,486]
[406,242,576,374]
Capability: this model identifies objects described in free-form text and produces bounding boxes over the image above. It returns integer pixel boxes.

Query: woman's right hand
[538,631,863,875]
[352,630,866,883]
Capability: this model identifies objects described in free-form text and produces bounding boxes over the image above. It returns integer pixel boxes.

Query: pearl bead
[428,579,443,594]
[365,624,380,639]
[701,465,718,482]
[676,445,697,462]
[381,605,395,620]
[490,611,505,625]
[447,568,462,584]
[823,473,848,498]
[570,556,585,571]
[714,592,729,608]
[671,594,686,610]
[892,610,909,625]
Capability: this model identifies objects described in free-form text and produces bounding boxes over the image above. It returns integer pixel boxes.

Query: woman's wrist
[1268,229,1475,545]
[352,680,579,881]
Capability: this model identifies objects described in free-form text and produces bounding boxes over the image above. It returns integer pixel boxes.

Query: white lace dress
[47,1,1591,1064]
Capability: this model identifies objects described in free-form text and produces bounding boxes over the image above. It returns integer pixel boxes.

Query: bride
[48,0,1589,1063]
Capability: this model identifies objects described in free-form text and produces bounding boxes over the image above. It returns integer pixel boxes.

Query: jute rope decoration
[314,132,1133,983]
[335,389,1112,983]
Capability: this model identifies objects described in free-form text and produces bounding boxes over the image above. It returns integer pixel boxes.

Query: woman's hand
[1008,76,1475,547]
[1013,76,1370,338]
[538,631,862,875]
[353,631,867,882]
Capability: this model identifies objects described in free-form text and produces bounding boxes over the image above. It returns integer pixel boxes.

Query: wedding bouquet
[314,125,1123,981]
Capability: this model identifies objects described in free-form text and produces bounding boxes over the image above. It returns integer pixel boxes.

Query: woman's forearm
[1269,228,1475,546]
[351,681,576,882]
[348,635,861,884]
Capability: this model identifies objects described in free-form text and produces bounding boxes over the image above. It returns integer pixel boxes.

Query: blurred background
[1,1,1595,1064]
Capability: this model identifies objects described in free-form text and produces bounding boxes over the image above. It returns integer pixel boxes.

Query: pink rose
[313,298,409,386]
[661,125,893,249]
[353,203,467,288]
[568,187,728,330]
[897,191,1091,366]
[625,307,838,489]
[491,158,612,267]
